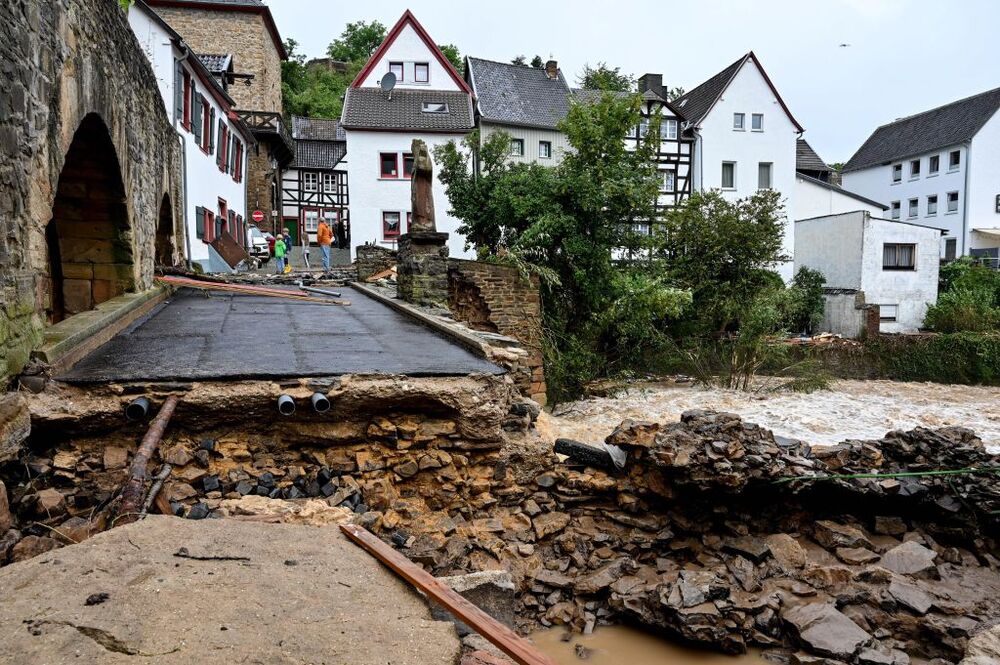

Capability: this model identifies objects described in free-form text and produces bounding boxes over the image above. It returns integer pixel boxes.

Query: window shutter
[229,136,236,174]
[193,94,203,145]
[209,108,216,154]
[174,63,184,121]
[195,206,205,239]
[217,122,225,169]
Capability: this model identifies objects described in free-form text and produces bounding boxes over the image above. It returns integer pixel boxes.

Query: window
[733,113,745,130]
[382,211,401,238]
[891,201,901,219]
[908,198,918,218]
[510,138,524,157]
[192,92,203,145]
[883,243,916,270]
[217,198,228,239]
[380,153,399,178]
[751,113,763,131]
[402,153,415,178]
[665,119,678,140]
[945,238,957,261]
[323,210,338,233]
[758,162,773,190]
[182,72,192,129]
[721,162,736,189]
[947,191,959,213]
[421,101,449,113]
[303,172,318,192]
[879,304,899,323]
[910,159,920,178]
[949,150,961,170]
[929,155,939,174]
[322,173,336,192]
[927,194,938,216]
[204,210,215,243]
[200,99,211,152]
[303,209,319,233]
[892,163,902,183]
[389,62,404,81]
[662,169,676,193]
[233,139,243,183]
[638,117,649,137]
[414,62,429,83]
[539,141,552,159]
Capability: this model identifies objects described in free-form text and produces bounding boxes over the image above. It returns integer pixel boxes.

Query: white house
[675,52,804,279]
[129,0,253,272]
[281,116,349,250]
[795,139,888,220]
[340,10,475,259]
[841,87,1000,263]
[795,211,943,335]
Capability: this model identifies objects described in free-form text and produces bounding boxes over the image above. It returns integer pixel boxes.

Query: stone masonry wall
[447,259,546,404]
[0,0,182,383]
[356,245,397,281]
[150,7,282,113]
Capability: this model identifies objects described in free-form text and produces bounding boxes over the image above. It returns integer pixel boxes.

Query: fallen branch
[173,547,250,562]
[115,396,180,525]
[141,464,173,516]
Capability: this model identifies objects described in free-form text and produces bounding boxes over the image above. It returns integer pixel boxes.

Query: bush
[784,267,826,335]
[864,332,1000,384]
[924,288,1000,333]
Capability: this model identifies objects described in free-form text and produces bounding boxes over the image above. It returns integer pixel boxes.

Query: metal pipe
[116,395,181,526]
[125,397,150,422]
[277,394,296,416]
[311,392,331,413]
[297,281,342,298]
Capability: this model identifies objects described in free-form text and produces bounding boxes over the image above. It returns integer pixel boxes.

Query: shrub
[864,332,1000,385]
[924,288,1000,333]
[784,267,826,335]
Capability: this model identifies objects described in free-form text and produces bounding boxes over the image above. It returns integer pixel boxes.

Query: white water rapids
[539,379,1000,453]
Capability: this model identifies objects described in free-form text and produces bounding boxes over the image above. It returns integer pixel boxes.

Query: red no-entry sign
[251,210,265,223]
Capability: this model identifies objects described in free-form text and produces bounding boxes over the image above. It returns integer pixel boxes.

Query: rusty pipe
[116,395,181,526]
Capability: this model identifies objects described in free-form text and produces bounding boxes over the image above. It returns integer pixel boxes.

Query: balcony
[236,110,294,165]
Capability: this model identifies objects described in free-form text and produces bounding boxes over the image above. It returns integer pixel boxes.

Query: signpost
[251,210,265,224]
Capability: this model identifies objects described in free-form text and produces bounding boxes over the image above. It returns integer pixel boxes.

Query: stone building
[0,0,182,383]
[145,0,292,235]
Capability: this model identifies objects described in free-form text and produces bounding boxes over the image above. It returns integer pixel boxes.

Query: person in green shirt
[273,232,287,274]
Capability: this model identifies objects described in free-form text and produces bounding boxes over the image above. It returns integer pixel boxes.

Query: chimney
[638,73,663,98]
[545,60,558,80]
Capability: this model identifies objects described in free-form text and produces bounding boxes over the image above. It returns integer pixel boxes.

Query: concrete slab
[58,286,503,383]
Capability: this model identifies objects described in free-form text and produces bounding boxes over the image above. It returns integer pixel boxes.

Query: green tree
[511,55,527,66]
[530,55,544,68]
[282,39,359,119]
[438,44,463,71]
[665,86,685,101]
[327,20,387,61]
[577,62,632,92]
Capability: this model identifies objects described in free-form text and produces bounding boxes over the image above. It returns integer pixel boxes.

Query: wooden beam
[339,524,557,665]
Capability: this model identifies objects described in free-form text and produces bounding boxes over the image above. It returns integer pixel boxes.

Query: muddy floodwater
[540,379,1000,452]
[531,625,771,665]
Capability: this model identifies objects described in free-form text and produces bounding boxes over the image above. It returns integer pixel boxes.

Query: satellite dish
[380,72,397,98]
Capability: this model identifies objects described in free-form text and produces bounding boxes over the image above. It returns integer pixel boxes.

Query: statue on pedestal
[410,139,436,233]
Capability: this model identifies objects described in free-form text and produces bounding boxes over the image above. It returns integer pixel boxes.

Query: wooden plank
[340,524,556,665]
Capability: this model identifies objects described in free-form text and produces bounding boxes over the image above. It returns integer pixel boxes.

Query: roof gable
[674,52,803,132]
[796,138,831,173]
[144,0,288,60]
[341,88,474,133]
[466,57,571,129]
[351,11,471,93]
[843,87,1000,172]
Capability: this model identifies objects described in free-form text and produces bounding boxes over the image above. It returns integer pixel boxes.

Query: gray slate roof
[197,53,232,73]
[341,88,474,132]
[843,87,1000,172]
[796,173,888,210]
[290,140,347,170]
[796,138,831,173]
[292,116,346,141]
[673,55,745,126]
[466,57,571,130]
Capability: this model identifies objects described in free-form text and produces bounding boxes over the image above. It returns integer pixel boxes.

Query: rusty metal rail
[115,395,180,525]
[340,524,557,665]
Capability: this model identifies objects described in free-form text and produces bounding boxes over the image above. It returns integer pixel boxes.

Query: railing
[235,110,294,158]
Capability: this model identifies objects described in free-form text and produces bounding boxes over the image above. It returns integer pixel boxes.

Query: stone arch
[44,113,134,324]
[155,193,175,267]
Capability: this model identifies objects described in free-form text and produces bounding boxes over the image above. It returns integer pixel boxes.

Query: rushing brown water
[530,626,771,665]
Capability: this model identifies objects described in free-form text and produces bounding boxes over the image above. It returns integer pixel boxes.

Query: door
[282,218,298,246]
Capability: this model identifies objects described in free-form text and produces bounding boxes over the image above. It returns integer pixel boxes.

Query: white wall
[127,8,174,116]
[968,108,1000,246]
[693,60,799,279]
[358,22,461,92]
[481,122,570,165]
[859,217,940,333]
[794,212,866,289]
[795,176,885,221]
[345,130,472,259]
[841,145,967,255]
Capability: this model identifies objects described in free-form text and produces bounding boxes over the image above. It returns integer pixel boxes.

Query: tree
[327,20,387,62]
[577,62,632,92]
[530,56,544,68]
[438,44,462,72]
[282,39,359,119]
[665,86,685,101]
[511,55,527,66]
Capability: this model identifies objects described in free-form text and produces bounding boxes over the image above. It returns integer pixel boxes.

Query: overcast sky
[268,0,1000,164]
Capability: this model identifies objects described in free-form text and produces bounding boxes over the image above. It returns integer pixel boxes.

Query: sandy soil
[539,379,1000,452]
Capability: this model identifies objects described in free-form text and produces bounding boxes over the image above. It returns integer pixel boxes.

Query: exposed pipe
[115,395,181,526]
[277,394,296,416]
[125,397,150,422]
[311,392,331,413]
[297,281,342,298]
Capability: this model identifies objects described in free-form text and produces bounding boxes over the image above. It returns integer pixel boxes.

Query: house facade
[341,10,475,259]
[794,138,888,221]
[841,87,1000,263]
[676,52,803,279]
[145,0,293,237]
[795,211,943,335]
[129,0,253,272]
[281,116,350,249]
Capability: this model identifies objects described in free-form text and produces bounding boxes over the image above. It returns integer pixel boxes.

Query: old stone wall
[448,260,546,404]
[356,245,397,281]
[0,0,182,383]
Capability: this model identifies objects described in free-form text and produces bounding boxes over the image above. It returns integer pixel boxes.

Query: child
[274,230,287,274]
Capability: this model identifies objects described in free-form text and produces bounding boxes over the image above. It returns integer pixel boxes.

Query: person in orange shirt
[316,219,333,272]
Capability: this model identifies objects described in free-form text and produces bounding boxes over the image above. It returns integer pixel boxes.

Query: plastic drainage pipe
[125,397,150,422]
[311,392,331,413]
[277,394,296,416]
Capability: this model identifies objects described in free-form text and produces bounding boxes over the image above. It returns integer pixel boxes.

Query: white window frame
[947,191,959,213]
[510,138,524,157]
[303,171,318,192]
[758,162,773,190]
[322,172,336,193]
[733,113,745,131]
[927,195,938,216]
[949,150,961,171]
[421,101,449,114]
[928,154,940,175]
[662,169,676,193]
[892,163,902,183]
[638,117,649,138]
[908,198,919,218]
[879,304,899,322]
[909,159,920,179]
[891,201,901,220]
[721,161,736,190]
[751,113,763,131]
[302,208,319,233]
[539,140,552,159]
[664,119,678,140]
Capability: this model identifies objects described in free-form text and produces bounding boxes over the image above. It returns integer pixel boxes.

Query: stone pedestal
[397,232,450,307]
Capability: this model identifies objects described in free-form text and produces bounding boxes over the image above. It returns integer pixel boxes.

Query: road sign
[251,210,265,223]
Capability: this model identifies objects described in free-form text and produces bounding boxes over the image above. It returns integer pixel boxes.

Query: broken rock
[0,481,11,533]
[35,488,65,516]
[880,541,938,579]
[888,578,934,615]
[533,511,570,539]
[813,520,873,551]
[10,536,60,563]
[782,603,871,658]
[103,446,128,470]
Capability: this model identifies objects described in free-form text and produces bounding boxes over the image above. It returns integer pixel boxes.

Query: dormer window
[389,62,404,81]
[422,101,449,113]
[414,62,429,83]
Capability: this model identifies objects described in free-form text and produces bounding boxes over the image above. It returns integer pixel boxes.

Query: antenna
[380,72,397,100]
